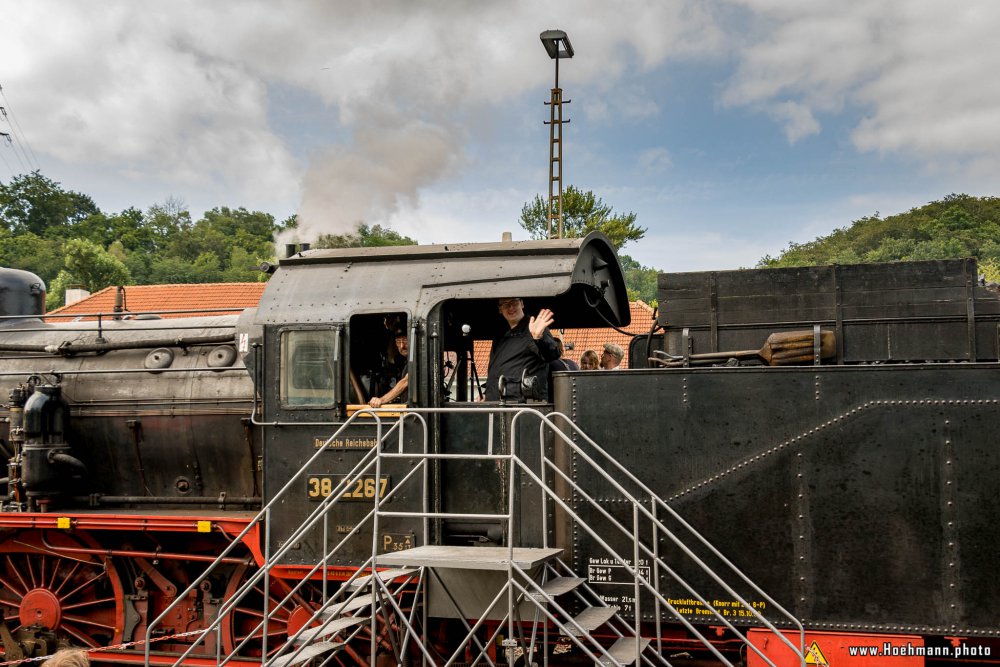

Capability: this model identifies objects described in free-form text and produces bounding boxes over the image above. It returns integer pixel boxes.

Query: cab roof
[257,232,630,329]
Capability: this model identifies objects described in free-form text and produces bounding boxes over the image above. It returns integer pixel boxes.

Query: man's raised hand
[529,308,555,339]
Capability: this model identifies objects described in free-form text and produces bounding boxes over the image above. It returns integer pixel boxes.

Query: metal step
[322,592,375,616]
[270,641,345,667]
[376,545,563,571]
[561,606,619,636]
[597,637,651,666]
[292,616,369,644]
[531,576,585,601]
[347,567,418,589]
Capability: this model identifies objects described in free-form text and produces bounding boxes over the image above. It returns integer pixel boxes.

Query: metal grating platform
[376,545,563,570]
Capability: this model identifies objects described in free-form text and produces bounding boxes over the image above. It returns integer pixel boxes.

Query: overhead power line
[0,83,41,172]
[0,127,29,176]
[0,135,17,180]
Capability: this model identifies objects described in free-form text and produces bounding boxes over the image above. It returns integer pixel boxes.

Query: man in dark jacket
[485,297,559,401]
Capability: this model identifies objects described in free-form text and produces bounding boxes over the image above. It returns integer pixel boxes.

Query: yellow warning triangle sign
[805,640,830,666]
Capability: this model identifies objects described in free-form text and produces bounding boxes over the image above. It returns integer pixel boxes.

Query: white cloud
[637,147,673,172]
[1,3,302,207]
[719,1,1000,173]
[769,101,820,143]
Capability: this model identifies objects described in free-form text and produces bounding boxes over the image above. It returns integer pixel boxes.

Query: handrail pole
[506,411,520,667]
[633,502,642,662]
[652,500,663,655]
[261,506,270,663]
[370,412,385,665]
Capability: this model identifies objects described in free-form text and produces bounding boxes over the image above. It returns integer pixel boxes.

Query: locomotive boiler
[0,236,997,667]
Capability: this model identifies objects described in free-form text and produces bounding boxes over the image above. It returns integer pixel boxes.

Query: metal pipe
[0,333,234,354]
[68,494,259,506]
[41,534,249,564]
[49,451,87,475]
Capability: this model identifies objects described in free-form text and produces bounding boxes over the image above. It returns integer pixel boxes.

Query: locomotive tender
[0,235,997,666]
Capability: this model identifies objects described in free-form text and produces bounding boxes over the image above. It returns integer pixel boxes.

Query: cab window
[349,312,409,404]
[280,330,338,407]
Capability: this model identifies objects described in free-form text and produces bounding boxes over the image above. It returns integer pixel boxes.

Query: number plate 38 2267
[306,474,390,501]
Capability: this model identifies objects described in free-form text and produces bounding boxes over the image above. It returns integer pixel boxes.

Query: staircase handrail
[202,412,429,665]
[510,409,805,665]
[145,409,419,666]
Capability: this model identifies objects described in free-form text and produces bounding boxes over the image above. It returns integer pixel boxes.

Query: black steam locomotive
[0,235,996,666]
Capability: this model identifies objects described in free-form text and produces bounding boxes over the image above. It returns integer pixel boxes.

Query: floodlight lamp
[540,30,574,59]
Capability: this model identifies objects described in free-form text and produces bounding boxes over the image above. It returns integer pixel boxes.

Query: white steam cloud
[292,119,457,243]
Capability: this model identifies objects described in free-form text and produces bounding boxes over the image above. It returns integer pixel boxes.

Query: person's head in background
[579,350,599,370]
[601,343,625,370]
[42,650,90,667]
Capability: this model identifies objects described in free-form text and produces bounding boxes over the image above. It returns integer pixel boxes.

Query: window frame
[277,326,341,409]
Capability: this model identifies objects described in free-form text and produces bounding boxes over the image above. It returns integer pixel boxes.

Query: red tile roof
[473,300,656,370]
[46,283,267,321]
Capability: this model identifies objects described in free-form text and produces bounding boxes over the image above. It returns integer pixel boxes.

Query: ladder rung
[322,592,375,616]
[598,637,651,666]
[293,616,369,644]
[532,576,585,600]
[270,641,345,667]
[348,567,418,589]
[561,606,619,636]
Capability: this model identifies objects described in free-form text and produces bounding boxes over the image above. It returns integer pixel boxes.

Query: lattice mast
[540,30,574,239]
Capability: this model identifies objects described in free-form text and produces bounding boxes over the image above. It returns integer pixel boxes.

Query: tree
[223,246,270,282]
[0,230,63,286]
[148,256,212,284]
[315,224,417,248]
[162,207,278,281]
[759,194,1000,268]
[0,171,99,236]
[619,253,659,306]
[145,198,192,249]
[519,186,646,251]
[46,239,131,310]
[63,239,130,289]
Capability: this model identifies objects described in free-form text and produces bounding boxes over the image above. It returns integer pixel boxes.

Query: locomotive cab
[247,233,629,563]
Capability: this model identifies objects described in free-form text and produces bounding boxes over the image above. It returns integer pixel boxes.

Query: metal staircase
[146,406,806,667]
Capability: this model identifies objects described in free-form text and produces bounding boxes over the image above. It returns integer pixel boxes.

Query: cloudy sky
[1,1,997,271]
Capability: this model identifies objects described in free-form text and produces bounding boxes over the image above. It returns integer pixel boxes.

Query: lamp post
[540,30,573,239]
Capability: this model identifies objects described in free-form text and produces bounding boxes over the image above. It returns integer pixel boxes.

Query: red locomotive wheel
[222,564,322,658]
[0,530,124,653]
[222,565,407,666]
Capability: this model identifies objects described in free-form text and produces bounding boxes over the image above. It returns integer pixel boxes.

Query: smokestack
[284,243,313,258]
[113,286,125,320]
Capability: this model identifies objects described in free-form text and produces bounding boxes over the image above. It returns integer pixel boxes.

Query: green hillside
[758,194,1000,279]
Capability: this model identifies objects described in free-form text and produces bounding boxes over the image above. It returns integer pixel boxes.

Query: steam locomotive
[0,235,996,666]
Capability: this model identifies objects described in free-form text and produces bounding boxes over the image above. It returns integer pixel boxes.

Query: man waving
[485,297,559,401]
